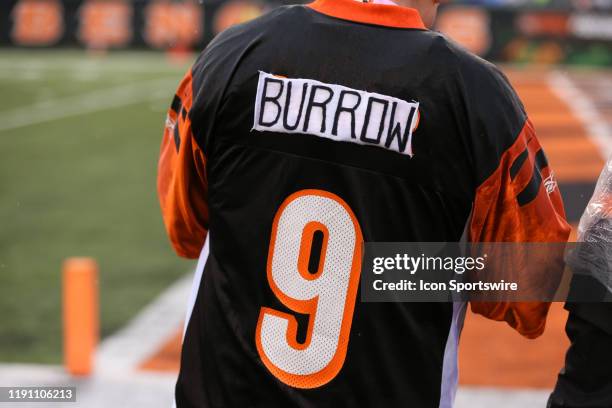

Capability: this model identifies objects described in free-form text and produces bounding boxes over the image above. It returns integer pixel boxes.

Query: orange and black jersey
[158,0,570,407]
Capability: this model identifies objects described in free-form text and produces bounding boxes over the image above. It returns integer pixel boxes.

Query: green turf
[0,50,196,363]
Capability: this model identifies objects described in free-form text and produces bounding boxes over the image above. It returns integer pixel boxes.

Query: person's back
[158,1,570,406]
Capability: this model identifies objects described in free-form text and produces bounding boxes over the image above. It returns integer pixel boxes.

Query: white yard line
[0,363,67,386]
[0,58,189,74]
[548,71,612,159]
[95,272,192,374]
[0,363,176,408]
[0,78,175,132]
[455,386,550,408]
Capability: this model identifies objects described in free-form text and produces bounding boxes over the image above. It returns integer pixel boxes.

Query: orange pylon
[62,257,98,376]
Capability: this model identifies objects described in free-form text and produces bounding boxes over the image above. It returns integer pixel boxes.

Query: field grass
[0,50,196,363]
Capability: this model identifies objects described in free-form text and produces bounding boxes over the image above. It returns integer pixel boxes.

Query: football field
[0,50,195,363]
[0,50,610,407]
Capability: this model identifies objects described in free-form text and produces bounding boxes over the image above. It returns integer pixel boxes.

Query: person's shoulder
[432,32,525,115]
[208,5,308,49]
[192,4,308,75]
[427,31,512,91]
[191,6,305,79]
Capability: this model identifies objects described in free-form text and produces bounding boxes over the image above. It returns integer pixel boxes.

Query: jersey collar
[308,0,427,30]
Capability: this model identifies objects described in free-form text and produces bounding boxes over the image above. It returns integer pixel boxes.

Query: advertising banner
[0,0,280,50]
[436,5,612,65]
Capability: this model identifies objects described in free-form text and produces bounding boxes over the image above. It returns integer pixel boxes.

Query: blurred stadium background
[0,0,610,406]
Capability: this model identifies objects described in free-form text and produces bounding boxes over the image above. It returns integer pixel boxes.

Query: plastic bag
[577,156,612,243]
[567,156,612,297]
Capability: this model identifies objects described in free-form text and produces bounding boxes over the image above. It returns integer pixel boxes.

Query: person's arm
[548,302,612,408]
[157,68,209,259]
[549,158,612,407]
[468,118,570,337]
[157,25,255,258]
[457,55,571,337]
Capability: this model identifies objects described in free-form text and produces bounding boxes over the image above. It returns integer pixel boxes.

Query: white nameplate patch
[252,72,419,157]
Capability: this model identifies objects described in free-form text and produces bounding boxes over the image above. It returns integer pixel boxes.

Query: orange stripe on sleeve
[158,69,209,259]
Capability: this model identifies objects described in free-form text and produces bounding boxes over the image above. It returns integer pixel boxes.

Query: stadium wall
[0,0,611,66]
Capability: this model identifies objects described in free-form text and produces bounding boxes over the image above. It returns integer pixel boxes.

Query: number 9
[255,189,363,389]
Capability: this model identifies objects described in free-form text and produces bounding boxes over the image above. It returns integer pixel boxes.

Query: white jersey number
[255,189,363,389]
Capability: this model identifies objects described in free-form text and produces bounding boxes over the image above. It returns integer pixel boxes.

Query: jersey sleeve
[459,58,571,338]
[157,68,209,259]
[469,119,571,337]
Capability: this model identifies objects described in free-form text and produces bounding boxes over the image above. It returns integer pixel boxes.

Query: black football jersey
[157,0,570,407]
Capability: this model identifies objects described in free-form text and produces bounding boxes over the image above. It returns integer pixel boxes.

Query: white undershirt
[369,0,399,5]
